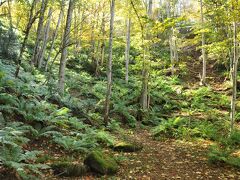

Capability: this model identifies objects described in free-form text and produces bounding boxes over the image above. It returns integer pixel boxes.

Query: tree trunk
[58,0,74,95]
[200,0,207,85]
[45,0,64,71]
[125,18,131,83]
[104,0,115,124]
[38,7,52,69]
[5,0,13,57]
[230,21,238,133]
[141,0,152,111]
[31,0,48,66]
[100,12,106,66]
[15,0,38,77]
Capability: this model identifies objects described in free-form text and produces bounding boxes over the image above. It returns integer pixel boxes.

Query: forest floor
[102,61,240,179]
[111,129,240,180]
[55,127,240,180]
[61,61,240,180]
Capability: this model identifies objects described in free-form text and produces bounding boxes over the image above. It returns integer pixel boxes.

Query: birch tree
[230,1,239,133]
[104,0,115,124]
[15,0,38,77]
[38,7,52,69]
[31,0,48,66]
[45,0,64,71]
[58,0,74,95]
[141,0,152,111]
[125,18,131,83]
[200,0,207,85]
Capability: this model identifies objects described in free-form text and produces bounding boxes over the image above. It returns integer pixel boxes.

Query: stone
[84,151,118,175]
[113,141,143,152]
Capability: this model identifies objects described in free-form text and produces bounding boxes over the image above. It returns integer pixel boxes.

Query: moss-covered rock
[84,151,118,175]
[113,141,143,152]
[51,162,88,177]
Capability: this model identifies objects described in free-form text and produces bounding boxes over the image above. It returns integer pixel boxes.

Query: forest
[0,0,240,179]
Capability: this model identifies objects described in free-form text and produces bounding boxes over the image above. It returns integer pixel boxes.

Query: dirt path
[112,129,240,180]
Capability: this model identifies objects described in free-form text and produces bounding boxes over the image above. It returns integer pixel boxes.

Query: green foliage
[0,145,49,180]
[53,132,98,152]
[220,130,240,147]
[0,123,49,179]
[208,145,240,168]
[0,122,35,146]
[95,130,116,147]
[152,116,227,141]
[152,117,188,138]
[113,102,137,127]
[107,119,122,132]
[185,87,229,112]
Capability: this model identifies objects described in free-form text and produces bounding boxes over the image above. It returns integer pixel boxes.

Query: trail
[112,129,240,180]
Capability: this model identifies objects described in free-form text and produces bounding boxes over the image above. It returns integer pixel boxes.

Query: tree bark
[38,7,52,69]
[200,0,207,85]
[230,20,238,133]
[125,18,131,83]
[45,0,64,71]
[15,0,38,77]
[100,11,106,66]
[58,0,74,95]
[31,0,48,66]
[141,0,152,111]
[104,0,115,124]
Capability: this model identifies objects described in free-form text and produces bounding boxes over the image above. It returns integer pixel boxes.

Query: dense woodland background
[1,0,240,179]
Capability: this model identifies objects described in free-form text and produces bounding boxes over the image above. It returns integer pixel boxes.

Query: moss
[113,141,143,152]
[84,151,118,175]
[51,162,88,177]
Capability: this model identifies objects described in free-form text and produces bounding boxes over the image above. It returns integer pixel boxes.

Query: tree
[45,0,64,71]
[31,0,48,67]
[38,7,53,69]
[200,0,207,85]
[141,0,152,112]
[58,0,75,95]
[230,0,239,133]
[104,0,115,124]
[15,0,39,77]
[125,18,131,83]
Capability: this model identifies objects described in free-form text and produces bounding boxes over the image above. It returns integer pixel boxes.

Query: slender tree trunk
[58,0,74,95]
[38,7,52,69]
[45,1,64,71]
[166,3,175,75]
[141,0,152,111]
[31,0,48,66]
[5,0,13,57]
[200,0,207,85]
[94,3,101,77]
[230,21,238,133]
[15,0,38,77]
[76,8,85,53]
[170,28,174,75]
[125,18,131,83]
[104,0,115,124]
[100,12,106,66]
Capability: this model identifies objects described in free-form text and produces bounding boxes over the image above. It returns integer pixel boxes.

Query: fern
[0,145,49,180]
[96,130,117,147]
[0,122,34,146]
[54,132,98,152]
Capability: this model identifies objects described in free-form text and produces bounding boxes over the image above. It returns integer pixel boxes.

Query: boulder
[113,141,143,152]
[51,162,88,177]
[84,151,118,175]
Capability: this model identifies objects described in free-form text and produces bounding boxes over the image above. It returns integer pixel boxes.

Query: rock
[84,151,118,175]
[51,162,88,177]
[113,141,143,152]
